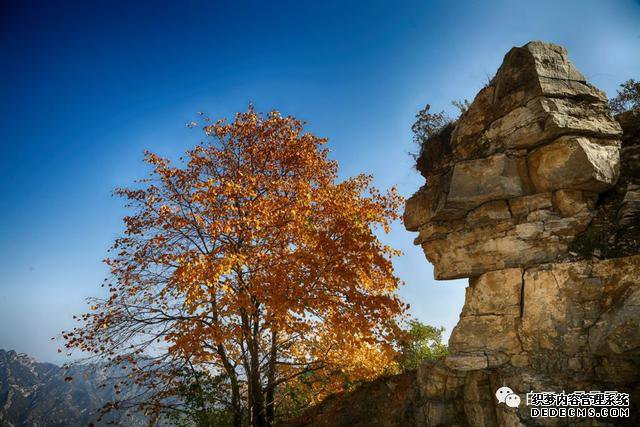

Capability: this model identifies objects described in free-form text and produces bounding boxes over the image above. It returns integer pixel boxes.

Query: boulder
[483,96,622,151]
[448,315,521,359]
[527,136,620,192]
[462,268,522,316]
[447,154,529,210]
[403,172,464,231]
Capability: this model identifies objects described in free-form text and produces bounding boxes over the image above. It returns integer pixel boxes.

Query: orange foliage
[64,106,406,425]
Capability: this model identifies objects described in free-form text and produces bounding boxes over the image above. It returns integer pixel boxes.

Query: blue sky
[1,0,639,363]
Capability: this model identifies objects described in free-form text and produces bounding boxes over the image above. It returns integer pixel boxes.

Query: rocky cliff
[288,42,640,426]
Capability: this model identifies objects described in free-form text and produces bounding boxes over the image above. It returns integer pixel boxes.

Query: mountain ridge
[0,348,145,426]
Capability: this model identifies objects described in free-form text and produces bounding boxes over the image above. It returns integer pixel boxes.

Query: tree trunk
[215,344,242,427]
[213,298,243,427]
[249,329,267,426]
[229,369,243,427]
[241,308,267,427]
[265,330,277,426]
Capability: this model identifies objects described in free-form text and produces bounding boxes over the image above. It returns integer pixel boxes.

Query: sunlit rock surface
[288,41,639,427]
[408,41,622,280]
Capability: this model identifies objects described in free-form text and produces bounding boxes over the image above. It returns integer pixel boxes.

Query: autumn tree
[609,78,640,114]
[64,107,406,426]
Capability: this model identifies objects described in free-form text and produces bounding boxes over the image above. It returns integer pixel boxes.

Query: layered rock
[290,42,639,426]
[414,41,639,426]
[407,42,623,280]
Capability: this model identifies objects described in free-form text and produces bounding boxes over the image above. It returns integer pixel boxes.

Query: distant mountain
[0,349,146,426]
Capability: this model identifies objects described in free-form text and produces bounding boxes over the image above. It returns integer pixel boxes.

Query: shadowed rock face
[288,42,640,427]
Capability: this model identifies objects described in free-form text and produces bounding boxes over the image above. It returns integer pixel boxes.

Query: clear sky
[1,0,639,363]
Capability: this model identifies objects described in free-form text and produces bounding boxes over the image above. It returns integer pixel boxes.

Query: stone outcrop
[406,42,623,280]
[289,42,640,426]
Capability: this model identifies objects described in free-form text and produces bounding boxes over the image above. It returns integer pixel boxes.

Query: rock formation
[288,42,640,426]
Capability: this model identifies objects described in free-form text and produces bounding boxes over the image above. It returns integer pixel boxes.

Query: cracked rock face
[288,42,639,427]
[404,41,640,426]
[406,41,623,281]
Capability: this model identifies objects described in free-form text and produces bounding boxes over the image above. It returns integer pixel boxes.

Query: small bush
[609,79,640,114]
[396,320,448,371]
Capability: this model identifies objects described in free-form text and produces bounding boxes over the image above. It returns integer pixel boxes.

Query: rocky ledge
[288,42,640,426]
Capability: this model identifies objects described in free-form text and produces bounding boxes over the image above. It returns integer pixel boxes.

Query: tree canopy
[63,107,406,426]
